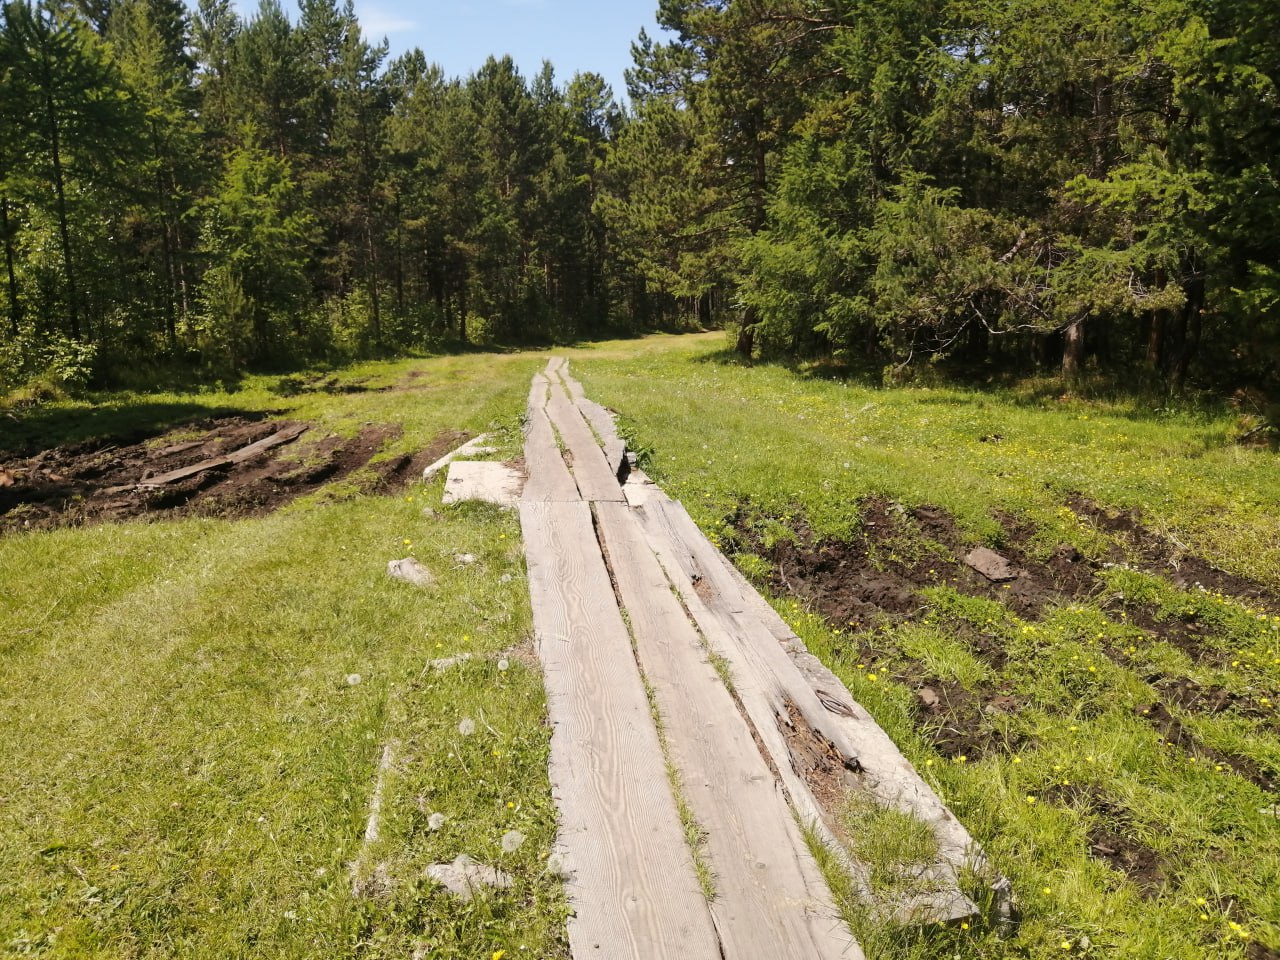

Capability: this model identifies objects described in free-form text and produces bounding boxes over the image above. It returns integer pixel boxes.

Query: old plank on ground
[964,547,1018,583]
[521,374,579,502]
[519,499,721,959]
[441,461,524,506]
[595,501,857,959]
[561,363,627,476]
[421,433,494,481]
[545,381,624,502]
[644,499,985,923]
[138,424,308,488]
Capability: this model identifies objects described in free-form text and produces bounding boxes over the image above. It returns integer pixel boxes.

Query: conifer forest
[1,0,1278,394]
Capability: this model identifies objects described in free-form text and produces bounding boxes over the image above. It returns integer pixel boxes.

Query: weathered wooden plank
[595,502,858,960]
[545,382,624,502]
[644,500,987,923]
[622,467,667,508]
[964,547,1018,583]
[421,434,494,481]
[522,374,579,502]
[519,501,722,959]
[441,461,524,506]
[138,424,308,488]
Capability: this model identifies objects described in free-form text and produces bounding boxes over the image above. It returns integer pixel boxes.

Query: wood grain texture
[522,374,579,502]
[441,461,524,506]
[138,424,308,487]
[519,500,722,959]
[421,434,494,481]
[644,499,984,922]
[560,363,627,477]
[595,502,859,959]
[545,381,624,502]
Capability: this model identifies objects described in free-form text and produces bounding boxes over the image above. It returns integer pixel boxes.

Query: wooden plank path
[507,357,1003,958]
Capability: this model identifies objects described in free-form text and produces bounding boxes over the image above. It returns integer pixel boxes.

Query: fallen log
[137,424,309,488]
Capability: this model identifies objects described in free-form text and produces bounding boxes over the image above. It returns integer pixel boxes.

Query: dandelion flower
[458,718,476,736]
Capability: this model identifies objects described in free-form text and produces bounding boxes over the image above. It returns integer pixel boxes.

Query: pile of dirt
[0,418,466,535]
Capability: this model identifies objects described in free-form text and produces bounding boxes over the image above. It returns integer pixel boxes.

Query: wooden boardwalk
[512,359,1000,959]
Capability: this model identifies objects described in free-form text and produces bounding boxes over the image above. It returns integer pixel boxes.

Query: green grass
[571,333,1280,959]
[5,332,1279,958]
[0,350,567,958]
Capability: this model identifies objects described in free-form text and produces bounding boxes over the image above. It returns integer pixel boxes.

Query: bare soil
[0,418,466,535]
[1044,783,1167,896]
[729,495,1278,786]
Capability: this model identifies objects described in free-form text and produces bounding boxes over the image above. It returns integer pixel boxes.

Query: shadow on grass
[1,401,271,457]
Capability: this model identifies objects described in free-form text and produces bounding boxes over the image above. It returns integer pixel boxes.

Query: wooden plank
[560,363,627,475]
[519,501,722,959]
[545,382,624,502]
[441,461,524,506]
[622,467,667,508]
[522,374,579,503]
[964,547,1018,582]
[138,424,308,487]
[643,500,986,922]
[595,502,858,959]
[421,434,494,481]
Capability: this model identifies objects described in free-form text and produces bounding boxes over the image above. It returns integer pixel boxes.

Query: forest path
[517,359,990,959]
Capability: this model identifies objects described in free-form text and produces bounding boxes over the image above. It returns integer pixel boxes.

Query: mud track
[0,418,465,535]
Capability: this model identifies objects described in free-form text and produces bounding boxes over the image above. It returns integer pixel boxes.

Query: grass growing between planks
[572,333,1280,959]
[0,351,569,958]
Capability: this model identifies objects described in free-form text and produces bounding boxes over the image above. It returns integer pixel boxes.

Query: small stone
[425,854,513,902]
[346,673,363,686]
[428,812,446,831]
[501,830,525,853]
[388,557,434,588]
[458,718,476,736]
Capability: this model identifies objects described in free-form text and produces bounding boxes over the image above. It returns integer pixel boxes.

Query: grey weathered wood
[644,499,987,923]
[522,374,579,502]
[138,424,308,487]
[545,381,624,502]
[964,547,1018,583]
[519,500,722,958]
[622,467,666,508]
[421,434,495,481]
[560,363,628,474]
[595,502,858,959]
[441,461,524,506]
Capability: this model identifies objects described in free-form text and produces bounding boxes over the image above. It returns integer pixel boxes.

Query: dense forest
[1,0,1278,393]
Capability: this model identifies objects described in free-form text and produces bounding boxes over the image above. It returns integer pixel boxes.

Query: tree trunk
[736,316,756,359]
[44,89,79,339]
[1170,258,1205,390]
[2,198,20,336]
[1062,317,1086,379]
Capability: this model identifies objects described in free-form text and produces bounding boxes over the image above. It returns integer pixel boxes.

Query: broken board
[441,461,524,506]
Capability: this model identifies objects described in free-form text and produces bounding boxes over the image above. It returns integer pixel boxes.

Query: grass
[571,333,1280,959]
[0,351,567,958]
[5,331,1279,958]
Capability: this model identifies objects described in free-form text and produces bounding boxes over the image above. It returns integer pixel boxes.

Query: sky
[249,0,664,103]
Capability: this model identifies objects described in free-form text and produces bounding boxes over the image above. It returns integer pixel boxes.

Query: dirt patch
[1153,676,1277,728]
[732,498,1103,633]
[1248,942,1280,960]
[913,680,1027,761]
[1045,783,1167,896]
[0,420,466,535]
[275,374,389,396]
[1068,495,1277,609]
[1136,701,1275,792]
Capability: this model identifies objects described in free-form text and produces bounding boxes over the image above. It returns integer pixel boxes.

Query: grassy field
[3,333,1278,959]
[574,334,1280,959]
[0,353,568,958]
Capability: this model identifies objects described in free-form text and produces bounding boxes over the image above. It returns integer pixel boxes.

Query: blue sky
[243,0,664,102]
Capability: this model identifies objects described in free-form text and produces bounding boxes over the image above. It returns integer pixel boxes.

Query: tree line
[0,0,665,386]
[2,0,1278,392]
[618,0,1280,390]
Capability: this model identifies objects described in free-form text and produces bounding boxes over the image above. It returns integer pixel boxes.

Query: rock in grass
[425,854,513,901]
[388,557,434,587]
